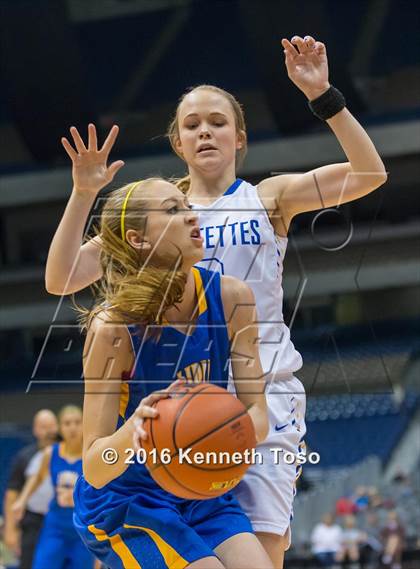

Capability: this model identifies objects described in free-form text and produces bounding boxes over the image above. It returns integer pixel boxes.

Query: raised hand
[281,35,330,101]
[61,123,125,196]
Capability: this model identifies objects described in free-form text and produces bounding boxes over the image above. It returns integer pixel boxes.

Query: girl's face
[127,181,203,268]
[175,89,244,174]
[59,410,82,443]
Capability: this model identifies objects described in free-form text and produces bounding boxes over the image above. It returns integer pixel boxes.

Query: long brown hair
[167,84,248,194]
[78,178,187,332]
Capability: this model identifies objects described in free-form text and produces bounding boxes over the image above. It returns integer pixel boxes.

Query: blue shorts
[74,489,253,568]
[32,516,94,569]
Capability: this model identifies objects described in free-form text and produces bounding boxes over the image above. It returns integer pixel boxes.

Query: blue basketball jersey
[73,259,254,569]
[74,266,231,525]
[32,444,93,569]
[119,266,230,420]
[48,442,83,530]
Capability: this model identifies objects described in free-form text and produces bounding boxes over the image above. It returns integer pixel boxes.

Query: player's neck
[38,438,54,450]
[62,440,82,457]
[188,166,236,203]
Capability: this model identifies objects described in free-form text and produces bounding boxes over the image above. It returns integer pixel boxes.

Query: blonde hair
[58,405,82,423]
[167,84,248,194]
[78,178,187,332]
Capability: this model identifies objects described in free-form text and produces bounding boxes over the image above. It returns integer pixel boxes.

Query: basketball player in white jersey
[46,36,387,567]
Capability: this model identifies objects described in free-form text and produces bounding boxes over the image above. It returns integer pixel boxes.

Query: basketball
[141,383,257,499]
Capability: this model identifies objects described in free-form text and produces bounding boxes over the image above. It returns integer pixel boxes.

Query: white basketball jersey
[192,178,302,379]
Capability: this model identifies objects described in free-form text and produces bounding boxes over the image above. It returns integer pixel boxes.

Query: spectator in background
[352,486,370,512]
[391,470,415,500]
[3,409,58,569]
[336,515,362,567]
[367,486,383,509]
[359,513,383,569]
[391,471,409,485]
[311,513,343,567]
[381,511,405,569]
[335,494,357,517]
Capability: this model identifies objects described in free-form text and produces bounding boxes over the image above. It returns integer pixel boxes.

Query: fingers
[303,35,316,50]
[69,126,88,154]
[88,123,98,152]
[62,123,120,162]
[133,405,158,447]
[101,125,120,156]
[291,36,311,54]
[283,35,322,55]
[133,394,165,423]
[281,38,299,59]
[133,417,147,449]
[61,137,77,161]
[136,404,159,420]
[108,160,125,178]
[314,41,326,56]
[166,378,187,392]
[142,390,171,407]
[132,381,187,447]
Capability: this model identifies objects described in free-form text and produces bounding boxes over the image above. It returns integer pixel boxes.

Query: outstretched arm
[258,36,387,234]
[45,124,124,294]
[221,276,269,444]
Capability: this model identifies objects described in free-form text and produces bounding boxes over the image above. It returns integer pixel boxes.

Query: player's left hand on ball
[281,35,330,101]
[132,379,186,450]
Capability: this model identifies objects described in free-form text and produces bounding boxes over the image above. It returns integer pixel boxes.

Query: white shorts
[232,375,306,541]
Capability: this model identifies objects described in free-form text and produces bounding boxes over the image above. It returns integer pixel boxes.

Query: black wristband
[308,85,346,120]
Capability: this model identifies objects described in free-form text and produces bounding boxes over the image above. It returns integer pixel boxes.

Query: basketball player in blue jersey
[12,406,94,569]
[68,177,272,569]
[46,35,387,567]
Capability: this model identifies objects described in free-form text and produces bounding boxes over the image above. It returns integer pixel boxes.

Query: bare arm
[221,276,269,444]
[82,315,176,488]
[3,490,20,555]
[4,489,19,531]
[82,316,135,488]
[45,124,124,294]
[12,448,51,521]
[258,36,387,233]
[46,197,103,294]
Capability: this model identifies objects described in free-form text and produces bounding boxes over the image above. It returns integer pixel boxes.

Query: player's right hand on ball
[132,379,186,451]
[61,123,124,196]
